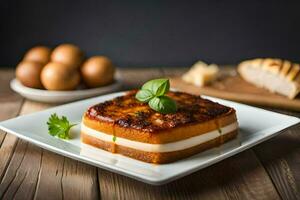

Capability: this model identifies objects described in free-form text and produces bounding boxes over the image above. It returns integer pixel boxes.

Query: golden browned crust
[82,113,236,144]
[83,90,237,144]
[81,130,238,164]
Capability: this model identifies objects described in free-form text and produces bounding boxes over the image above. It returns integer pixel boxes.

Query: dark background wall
[1,0,300,67]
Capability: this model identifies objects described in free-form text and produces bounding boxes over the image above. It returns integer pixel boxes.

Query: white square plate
[0,91,299,185]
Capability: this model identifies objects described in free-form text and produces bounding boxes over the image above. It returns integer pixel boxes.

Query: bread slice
[238,58,300,99]
[81,90,238,163]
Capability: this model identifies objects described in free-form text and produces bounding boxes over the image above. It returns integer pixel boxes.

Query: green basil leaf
[135,89,154,102]
[149,96,177,114]
[148,97,160,112]
[142,78,170,96]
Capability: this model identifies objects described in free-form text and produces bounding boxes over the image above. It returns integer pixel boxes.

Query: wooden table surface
[0,67,299,200]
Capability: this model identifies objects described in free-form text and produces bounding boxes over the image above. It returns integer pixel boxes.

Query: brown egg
[16,61,44,88]
[81,56,115,88]
[23,46,51,65]
[41,62,80,90]
[51,44,83,69]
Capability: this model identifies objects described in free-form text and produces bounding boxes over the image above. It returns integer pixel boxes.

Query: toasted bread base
[81,130,238,164]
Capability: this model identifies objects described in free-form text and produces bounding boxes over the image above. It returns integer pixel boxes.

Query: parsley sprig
[135,78,177,114]
[47,113,77,139]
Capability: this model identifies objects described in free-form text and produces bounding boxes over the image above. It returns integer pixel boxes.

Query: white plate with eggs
[10,78,123,103]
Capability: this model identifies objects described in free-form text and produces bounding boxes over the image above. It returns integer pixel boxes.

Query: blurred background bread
[16,60,44,88]
[81,56,115,88]
[15,44,115,91]
[23,46,51,65]
[41,62,80,90]
[51,44,83,69]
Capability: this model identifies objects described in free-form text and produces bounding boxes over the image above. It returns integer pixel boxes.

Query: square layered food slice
[81,90,238,164]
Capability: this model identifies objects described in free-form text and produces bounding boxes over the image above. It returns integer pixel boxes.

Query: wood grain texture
[61,159,98,200]
[0,133,18,182]
[0,140,42,200]
[0,68,24,185]
[0,100,99,200]
[1,67,300,200]
[98,150,280,200]
[0,101,49,199]
[166,67,300,199]
[254,111,300,200]
[97,67,280,200]
[34,151,99,200]
[34,151,64,200]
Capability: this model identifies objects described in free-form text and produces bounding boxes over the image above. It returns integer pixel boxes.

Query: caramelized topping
[86,90,234,132]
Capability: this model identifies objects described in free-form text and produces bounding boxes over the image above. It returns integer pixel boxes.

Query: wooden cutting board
[170,71,300,111]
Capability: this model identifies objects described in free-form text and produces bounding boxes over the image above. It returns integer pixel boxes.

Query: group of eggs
[16,44,115,90]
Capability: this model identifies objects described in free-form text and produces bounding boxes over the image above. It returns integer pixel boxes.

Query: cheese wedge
[182,61,219,86]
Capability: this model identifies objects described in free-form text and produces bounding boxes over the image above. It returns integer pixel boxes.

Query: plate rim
[10,78,123,97]
[0,91,299,185]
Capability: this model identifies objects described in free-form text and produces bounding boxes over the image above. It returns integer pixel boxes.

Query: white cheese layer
[81,122,238,153]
